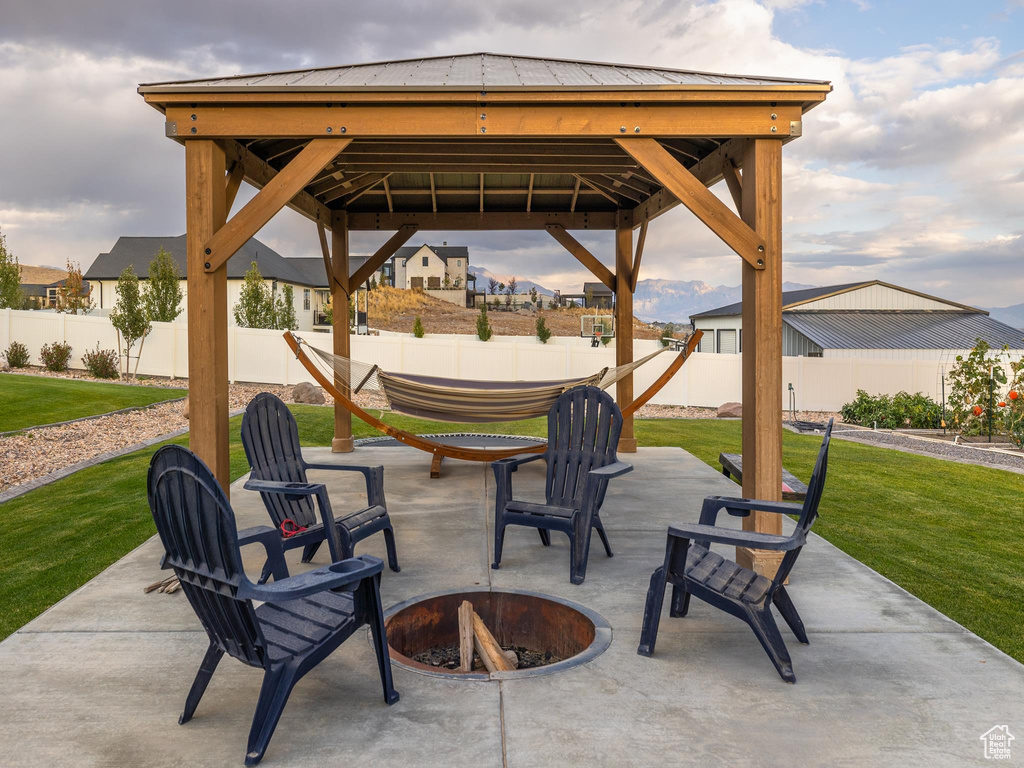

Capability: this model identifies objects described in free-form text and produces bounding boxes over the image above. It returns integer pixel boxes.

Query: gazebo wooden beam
[349,225,419,289]
[545,225,616,290]
[723,161,744,212]
[331,210,353,453]
[185,140,230,492]
[317,221,345,293]
[224,161,245,215]
[166,103,802,140]
[615,210,636,453]
[203,138,349,272]
[615,138,765,268]
[736,138,784,577]
[347,211,620,230]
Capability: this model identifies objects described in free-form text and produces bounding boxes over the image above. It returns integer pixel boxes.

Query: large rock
[717,401,742,418]
[293,381,326,404]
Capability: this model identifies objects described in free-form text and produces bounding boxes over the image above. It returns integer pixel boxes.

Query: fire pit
[384,588,611,680]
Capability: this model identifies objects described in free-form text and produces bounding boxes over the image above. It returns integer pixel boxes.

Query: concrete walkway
[3,446,1022,766]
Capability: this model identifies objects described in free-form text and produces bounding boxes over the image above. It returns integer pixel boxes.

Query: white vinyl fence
[0,308,973,412]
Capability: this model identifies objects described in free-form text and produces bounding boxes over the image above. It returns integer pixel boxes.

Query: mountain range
[471,265,555,298]
[986,303,1024,331]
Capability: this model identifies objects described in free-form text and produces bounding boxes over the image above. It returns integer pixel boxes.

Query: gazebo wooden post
[615,210,637,452]
[331,210,354,453]
[185,140,230,492]
[737,138,784,577]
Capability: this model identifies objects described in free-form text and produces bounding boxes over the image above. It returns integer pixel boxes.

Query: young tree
[232,262,276,328]
[143,247,183,322]
[56,259,93,314]
[487,277,499,295]
[413,316,425,338]
[536,317,552,344]
[0,228,23,310]
[584,285,594,307]
[506,276,518,296]
[529,287,538,306]
[369,275,378,291]
[476,302,493,341]
[274,284,298,330]
[109,266,152,378]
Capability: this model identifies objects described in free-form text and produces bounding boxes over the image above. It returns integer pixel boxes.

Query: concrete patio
[3,445,1022,767]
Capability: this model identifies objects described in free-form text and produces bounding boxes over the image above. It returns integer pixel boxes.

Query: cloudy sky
[1,0,1022,306]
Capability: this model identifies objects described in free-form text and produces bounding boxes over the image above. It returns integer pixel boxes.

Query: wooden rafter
[344,173,391,205]
[580,174,641,203]
[204,139,349,272]
[570,178,581,212]
[526,173,534,212]
[479,174,485,212]
[615,138,765,268]
[429,173,438,213]
[323,172,390,205]
[545,224,615,290]
[382,176,394,212]
[573,174,620,205]
[347,211,619,230]
[349,225,419,289]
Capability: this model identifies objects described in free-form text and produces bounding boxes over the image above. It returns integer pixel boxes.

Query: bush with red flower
[947,340,1011,438]
[1001,357,1024,449]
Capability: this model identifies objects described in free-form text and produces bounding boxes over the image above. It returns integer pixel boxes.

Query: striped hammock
[299,341,669,423]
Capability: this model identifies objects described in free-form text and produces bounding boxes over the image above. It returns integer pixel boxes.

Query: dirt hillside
[357,285,662,339]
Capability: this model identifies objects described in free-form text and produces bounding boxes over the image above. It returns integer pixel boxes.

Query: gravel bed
[0,373,384,495]
[830,427,1024,474]
[635,403,841,423]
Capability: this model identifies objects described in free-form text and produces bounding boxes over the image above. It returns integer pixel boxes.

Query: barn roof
[139,53,829,93]
[784,311,1024,351]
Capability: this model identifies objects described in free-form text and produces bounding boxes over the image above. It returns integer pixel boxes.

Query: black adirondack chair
[241,392,399,579]
[638,420,834,682]
[491,385,633,584]
[147,445,398,766]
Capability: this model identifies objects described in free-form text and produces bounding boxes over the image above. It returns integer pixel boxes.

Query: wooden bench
[718,453,808,501]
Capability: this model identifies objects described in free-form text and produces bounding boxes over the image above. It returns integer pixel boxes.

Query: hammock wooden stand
[283,330,701,477]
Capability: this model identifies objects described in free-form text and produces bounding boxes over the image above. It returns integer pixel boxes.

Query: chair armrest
[589,461,633,480]
[493,453,546,473]
[303,463,386,508]
[705,496,803,517]
[667,522,799,552]
[240,555,384,602]
[237,525,289,582]
[243,478,324,500]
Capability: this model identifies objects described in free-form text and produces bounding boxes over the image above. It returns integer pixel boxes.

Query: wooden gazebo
[139,53,830,576]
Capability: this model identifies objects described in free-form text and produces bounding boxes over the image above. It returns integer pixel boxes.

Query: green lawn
[2,405,1022,664]
[0,374,187,432]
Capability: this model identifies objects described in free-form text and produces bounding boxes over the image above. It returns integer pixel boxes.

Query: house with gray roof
[690,280,1024,360]
[86,236,376,330]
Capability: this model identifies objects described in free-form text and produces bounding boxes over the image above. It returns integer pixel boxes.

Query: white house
[387,244,473,306]
[85,235,365,332]
[691,280,1024,360]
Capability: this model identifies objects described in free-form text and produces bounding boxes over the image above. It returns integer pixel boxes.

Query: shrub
[3,340,29,368]
[536,317,552,344]
[413,316,425,338]
[947,340,1010,437]
[840,389,944,429]
[40,341,73,372]
[476,303,493,342]
[82,344,120,379]
[1000,357,1024,449]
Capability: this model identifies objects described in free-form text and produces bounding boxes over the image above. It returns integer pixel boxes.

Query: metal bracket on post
[790,121,802,137]
[165,122,178,137]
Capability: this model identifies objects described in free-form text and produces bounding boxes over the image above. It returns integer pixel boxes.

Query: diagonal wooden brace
[545,224,616,290]
[349,225,419,291]
[614,138,766,269]
[203,138,350,272]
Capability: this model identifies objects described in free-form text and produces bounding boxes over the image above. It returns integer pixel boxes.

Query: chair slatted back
[241,393,318,529]
[147,445,265,667]
[775,419,834,586]
[544,386,623,508]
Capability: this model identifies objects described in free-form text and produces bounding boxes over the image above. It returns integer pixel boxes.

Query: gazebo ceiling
[141,53,831,226]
